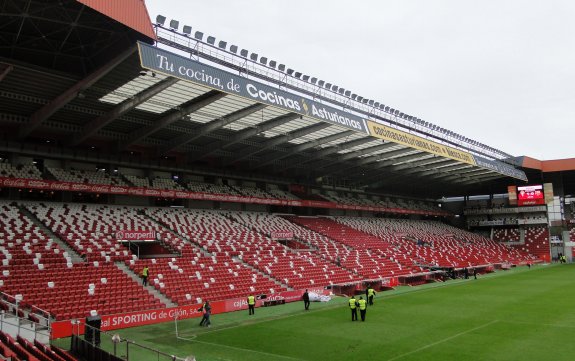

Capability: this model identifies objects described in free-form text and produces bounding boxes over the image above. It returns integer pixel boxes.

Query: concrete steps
[17,203,84,264]
[114,261,177,308]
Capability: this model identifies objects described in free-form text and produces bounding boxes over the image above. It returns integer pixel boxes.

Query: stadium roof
[0,0,533,198]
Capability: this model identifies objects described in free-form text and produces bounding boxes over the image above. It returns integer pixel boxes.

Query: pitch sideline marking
[500,320,575,329]
[385,320,499,361]
[190,338,304,360]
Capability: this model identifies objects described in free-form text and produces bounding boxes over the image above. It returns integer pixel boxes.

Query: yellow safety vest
[142,268,149,277]
[368,288,375,297]
[248,295,255,305]
[358,299,367,310]
[349,298,357,309]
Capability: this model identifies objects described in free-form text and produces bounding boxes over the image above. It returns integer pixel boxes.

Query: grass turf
[53,263,575,361]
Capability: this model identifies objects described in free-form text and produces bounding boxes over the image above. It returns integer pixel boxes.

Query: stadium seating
[0,330,74,361]
[151,177,186,190]
[186,181,241,195]
[512,226,550,260]
[144,208,357,290]
[124,174,150,188]
[0,160,42,179]
[329,217,533,267]
[24,203,187,262]
[47,168,127,186]
[493,228,521,242]
[283,216,419,277]
[0,197,542,323]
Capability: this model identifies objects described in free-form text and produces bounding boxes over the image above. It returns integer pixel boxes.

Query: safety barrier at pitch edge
[50,288,332,339]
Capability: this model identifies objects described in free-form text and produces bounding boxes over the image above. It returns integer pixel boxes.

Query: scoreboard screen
[517,184,545,206]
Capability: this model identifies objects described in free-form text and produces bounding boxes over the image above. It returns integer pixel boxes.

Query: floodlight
[374,102,380,107]
[331,85,338,91]
[260,57,268,65]
[325,83,332,89]
[240,49,249,57]
[338,88,345,94]
[344,90,351,96]
[156,15,166,26]
[302,75,310,81]
[310,77,318,84]
[294,71,302,78]
[229,45,238,53]
[269,60,277,68]
[194,31,204,41]
[286,68,294,75]
[318,80,325,86]
[169,19,179,30]
[182,25,192,35]
[250,53,258,61]
[218,41,227,49]
[278,64,286,71]
[206,36,216,45]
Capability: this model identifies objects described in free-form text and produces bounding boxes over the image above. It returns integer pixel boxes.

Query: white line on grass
[190,339,304,361]
[385,320,499,361]
[501,320,575,329]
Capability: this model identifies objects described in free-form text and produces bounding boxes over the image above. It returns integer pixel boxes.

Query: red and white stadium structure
[0,1,574,360]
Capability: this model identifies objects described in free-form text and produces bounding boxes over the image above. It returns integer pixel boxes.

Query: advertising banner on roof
[366,121,477,166]
[137,42,527,181]
[138,42,369,134]
[473,156,528,181]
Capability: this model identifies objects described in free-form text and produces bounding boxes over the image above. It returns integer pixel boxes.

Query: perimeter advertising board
[51,288,332,339]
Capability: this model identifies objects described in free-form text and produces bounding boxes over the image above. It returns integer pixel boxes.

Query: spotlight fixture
[182,25,192,35]
[155,15,166,26]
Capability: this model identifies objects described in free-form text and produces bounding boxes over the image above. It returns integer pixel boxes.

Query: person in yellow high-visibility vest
[357,296,367,321]
[367,286,376,306]
[349,295,358,321]
[247,295,256,315]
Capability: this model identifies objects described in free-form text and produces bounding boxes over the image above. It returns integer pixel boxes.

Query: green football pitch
[54,264,575,361]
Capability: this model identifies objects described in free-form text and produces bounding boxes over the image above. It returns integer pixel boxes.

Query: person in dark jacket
[303,289,310,310]
[199,300,211,327]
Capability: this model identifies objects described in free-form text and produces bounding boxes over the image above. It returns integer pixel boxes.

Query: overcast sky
[146,0,574,161]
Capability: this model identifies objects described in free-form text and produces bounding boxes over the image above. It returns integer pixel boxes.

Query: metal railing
[54,321,193,361]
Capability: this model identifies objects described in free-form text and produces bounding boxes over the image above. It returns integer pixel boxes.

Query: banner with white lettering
[270,231,294,240]
[115,230,157,241]
[138,42,369,134]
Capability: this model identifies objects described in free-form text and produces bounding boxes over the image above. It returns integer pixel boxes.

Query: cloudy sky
[146,0,574,161]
